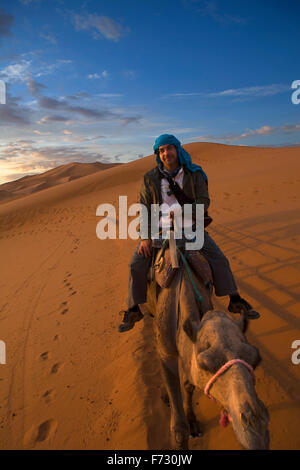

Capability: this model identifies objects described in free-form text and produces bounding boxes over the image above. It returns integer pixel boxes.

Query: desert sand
[0,142,299,450]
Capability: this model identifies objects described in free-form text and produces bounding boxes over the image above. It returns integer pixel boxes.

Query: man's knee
[217,251,230,267]
[201,248,231,271]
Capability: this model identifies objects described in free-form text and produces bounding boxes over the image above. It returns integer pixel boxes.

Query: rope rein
[176,246,204,303]
[204,359,256,428]
[204,359,256,400]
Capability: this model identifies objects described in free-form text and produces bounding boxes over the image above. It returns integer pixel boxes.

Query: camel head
[183,310,270,450]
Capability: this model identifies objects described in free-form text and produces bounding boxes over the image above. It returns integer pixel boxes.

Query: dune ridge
[0,161,120,205]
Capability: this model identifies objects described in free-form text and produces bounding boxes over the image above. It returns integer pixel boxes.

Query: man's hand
[138,239,152,257]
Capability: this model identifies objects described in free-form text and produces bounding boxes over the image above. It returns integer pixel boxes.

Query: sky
[0,0,300,184]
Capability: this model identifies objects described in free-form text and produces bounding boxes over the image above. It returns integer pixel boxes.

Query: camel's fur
[144,250,269,449]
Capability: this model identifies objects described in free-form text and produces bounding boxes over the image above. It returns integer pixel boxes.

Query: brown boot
[118,306,144,333]
[228,295,260,319]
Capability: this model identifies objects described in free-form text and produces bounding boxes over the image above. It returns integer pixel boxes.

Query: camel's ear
[183,317,199,343]
[235,313,249,334]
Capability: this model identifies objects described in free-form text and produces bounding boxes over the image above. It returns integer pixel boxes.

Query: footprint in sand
[42,389,55,404]
[70,291,77,296]
[23,419,58,447]
[61,308,68,315]
[50,362,63,374]
[40,352,49,361]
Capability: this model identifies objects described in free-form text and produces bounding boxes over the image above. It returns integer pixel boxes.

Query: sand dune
[0,161,120,205]
[0,142,299,450]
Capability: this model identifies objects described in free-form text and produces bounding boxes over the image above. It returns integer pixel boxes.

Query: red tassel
[219,409,230,427]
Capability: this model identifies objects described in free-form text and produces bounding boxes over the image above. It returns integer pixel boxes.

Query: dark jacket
[139,166,210,239]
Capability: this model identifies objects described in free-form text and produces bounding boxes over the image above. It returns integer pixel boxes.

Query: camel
[143,245,270,450]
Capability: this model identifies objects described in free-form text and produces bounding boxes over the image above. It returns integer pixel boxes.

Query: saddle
[147,237,213,290]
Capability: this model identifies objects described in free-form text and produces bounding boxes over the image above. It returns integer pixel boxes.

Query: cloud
[34,59,72,78]
[121,116,142,126]
[72,13,129,42]
[68,105,114,120]
[122,70,137,80]
[0,58,72,83]
[71,134,105,143]
[0,60,31,83]
[27,77,48,96]
[0,8,14,41]
[66,92,90,100]
[88,73,101,80]
[187,0,246,24]
[230,123,300,142]
[0,92,31,126]
[0,140,106,183]
[87,71,109,79]
[163,84,289,100]
[193,122,300,143]
[39,96,117,120]
[40,32,57,45]
[33,129,50,135]
[97,93,123,99]
[16,139,35,144]
[208,84,289,98]
[30,145,105,162]
[29,88,119,121]
[37,115,71,124]
[3,74,140,132]
[27,83,140,125]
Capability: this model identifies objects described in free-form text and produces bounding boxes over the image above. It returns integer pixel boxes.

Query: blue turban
[153,134,208,183]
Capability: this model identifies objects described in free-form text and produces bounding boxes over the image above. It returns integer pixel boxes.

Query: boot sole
[228,306,260,319]
[118,322,135,333]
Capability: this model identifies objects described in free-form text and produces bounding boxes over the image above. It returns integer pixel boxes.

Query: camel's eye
[241,344,261,369]
[197,348,223,373]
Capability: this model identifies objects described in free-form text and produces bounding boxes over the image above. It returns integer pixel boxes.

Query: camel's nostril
[240,412,249,428]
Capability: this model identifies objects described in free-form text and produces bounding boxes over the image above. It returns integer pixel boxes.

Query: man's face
[158,144,179,169]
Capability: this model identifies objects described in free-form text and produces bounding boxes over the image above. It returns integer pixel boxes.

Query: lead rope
[176,246,204,303]
[204,359,256,428]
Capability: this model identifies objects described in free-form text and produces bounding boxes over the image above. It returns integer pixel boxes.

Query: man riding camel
[118,134,258,333]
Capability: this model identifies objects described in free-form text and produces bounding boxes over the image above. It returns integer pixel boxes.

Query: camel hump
[185,251,213,288]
